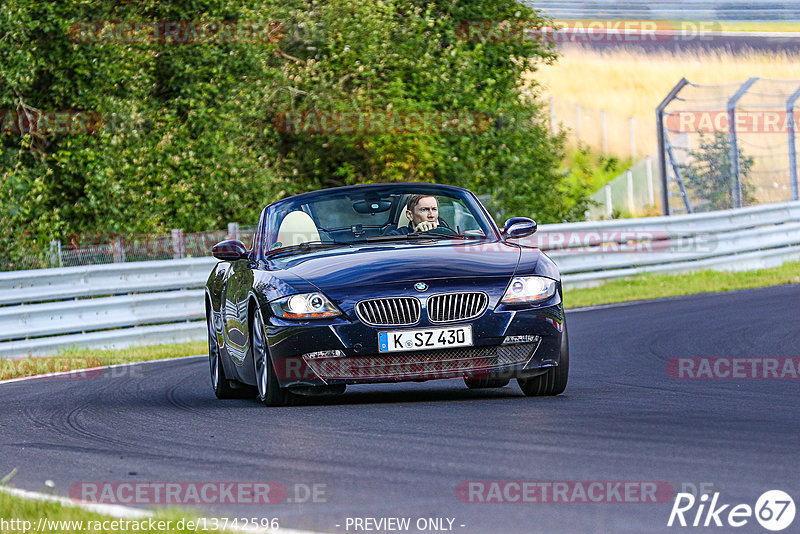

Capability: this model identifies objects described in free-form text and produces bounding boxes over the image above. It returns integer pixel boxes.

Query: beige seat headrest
[275,211,320,249]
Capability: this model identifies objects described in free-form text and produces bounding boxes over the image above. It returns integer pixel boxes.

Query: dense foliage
[681,132,755,211]
[1,0,590,267]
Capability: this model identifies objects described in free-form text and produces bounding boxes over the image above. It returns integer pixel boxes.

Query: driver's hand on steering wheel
[414,220,439,232]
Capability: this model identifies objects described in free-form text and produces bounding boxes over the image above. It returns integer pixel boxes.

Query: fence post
[49,240,63,268]
[626,170,635,214]
[550,97,557,136]
[111,237,126,263]
[171,229,185,259]
[601,110,608,155]
[727,77,759,209]
[629,117,636,159]
[604,185,612,219]
[228,222,240,242]
[787,85,800,202]
[646,156,655,207]
[656,77,690,215]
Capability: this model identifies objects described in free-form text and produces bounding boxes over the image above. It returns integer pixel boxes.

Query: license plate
[378,326,473,353]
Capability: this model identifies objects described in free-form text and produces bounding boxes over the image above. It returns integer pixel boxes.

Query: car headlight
[270,292,341,319]
[500,276,557,305]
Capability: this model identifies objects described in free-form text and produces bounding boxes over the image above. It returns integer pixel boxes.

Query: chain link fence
[3,224,256,272]
[657,77,800,215]
[549,97,652,161]
[587,156,661,219]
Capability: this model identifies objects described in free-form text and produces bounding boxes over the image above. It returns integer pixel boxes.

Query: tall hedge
[0,0,588,267]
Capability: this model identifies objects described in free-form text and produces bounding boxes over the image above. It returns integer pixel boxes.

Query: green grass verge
[0,490,223,533]
[565,260,800,308]
[0,341,206,381]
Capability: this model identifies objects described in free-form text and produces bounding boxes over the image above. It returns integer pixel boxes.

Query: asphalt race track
[1,285,799,533]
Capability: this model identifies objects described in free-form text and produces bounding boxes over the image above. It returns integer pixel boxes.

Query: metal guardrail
[0,258,216,358]
[522,0,800,21]
[526,200,800,287]
[1,201,798,357]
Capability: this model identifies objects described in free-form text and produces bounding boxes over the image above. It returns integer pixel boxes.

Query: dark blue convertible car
[205,183,568,405]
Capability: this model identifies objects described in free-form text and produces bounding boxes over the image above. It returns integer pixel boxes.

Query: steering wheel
[425,224,457,236]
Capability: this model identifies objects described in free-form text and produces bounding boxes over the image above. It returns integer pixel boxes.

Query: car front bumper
[265,304,565,388]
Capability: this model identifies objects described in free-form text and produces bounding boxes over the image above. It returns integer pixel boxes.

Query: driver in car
[387,194,440,235]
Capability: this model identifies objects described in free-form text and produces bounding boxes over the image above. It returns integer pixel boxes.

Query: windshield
[262,185,496,255]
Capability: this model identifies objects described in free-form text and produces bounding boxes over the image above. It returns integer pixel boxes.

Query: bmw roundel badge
[414,282,428,292]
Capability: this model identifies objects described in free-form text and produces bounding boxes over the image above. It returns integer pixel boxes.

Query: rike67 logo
[668,490,795,531]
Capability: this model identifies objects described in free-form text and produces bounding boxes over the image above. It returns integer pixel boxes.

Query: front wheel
[208,310,238,399]
[517,321,569,396]
[251,307,291,406]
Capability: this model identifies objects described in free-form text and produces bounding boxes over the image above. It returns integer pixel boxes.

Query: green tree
[680,132,755,211]
[1,0,588,269]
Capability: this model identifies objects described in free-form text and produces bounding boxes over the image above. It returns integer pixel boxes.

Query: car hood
[268,241,524,291]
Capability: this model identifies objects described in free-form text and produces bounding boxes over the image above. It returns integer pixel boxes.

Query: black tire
[517,321,569,397]
[208,309,239,399]
[251,307,291,407]
[464,377,510,389]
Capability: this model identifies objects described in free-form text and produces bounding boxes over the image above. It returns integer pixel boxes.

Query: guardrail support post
[171,229,185,259]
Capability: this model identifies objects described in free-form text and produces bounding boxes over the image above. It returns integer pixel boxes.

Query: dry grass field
[532,46,800,122]
[527,46,800,157]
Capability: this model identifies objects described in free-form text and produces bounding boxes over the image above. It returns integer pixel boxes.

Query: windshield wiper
[265,241,351,258]
[365,232,480,243]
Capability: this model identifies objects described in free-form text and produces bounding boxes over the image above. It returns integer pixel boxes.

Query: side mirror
[502,217,537,239]
[212,240,249,261]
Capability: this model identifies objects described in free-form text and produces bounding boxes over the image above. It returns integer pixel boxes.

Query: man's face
[407,196,438,226]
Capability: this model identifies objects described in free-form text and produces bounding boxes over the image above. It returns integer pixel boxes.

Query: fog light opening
[303,350,345,360]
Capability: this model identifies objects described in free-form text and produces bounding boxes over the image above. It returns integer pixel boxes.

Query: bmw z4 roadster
[205,183,568,405]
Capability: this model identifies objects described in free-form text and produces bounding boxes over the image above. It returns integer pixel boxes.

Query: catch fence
[657,77,800,215]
